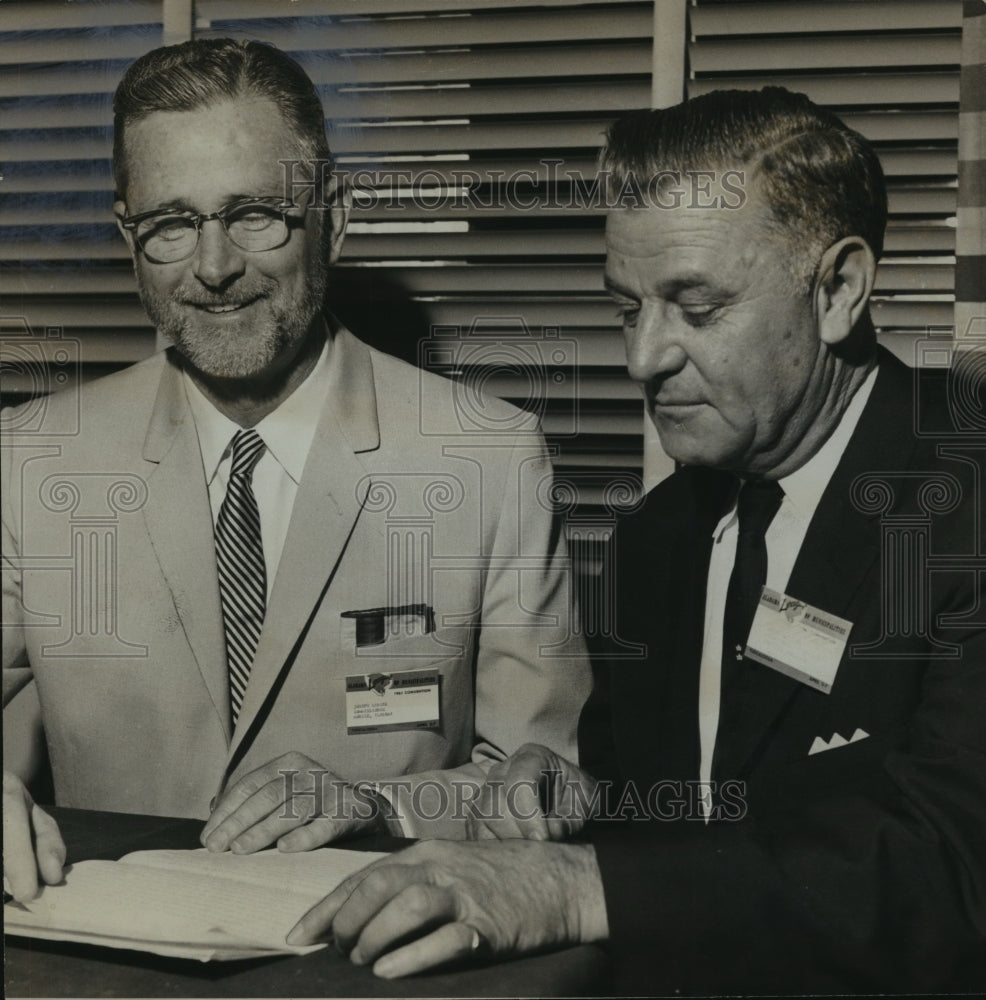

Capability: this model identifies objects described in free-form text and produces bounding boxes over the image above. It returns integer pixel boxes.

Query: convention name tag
[745,588,852,695]
[345,669,441,734]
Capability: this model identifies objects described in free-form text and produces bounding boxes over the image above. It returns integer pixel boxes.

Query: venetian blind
[1,0,165,394]
[2,0,653,524]
[193,0,653,517]
[688,0,962,362]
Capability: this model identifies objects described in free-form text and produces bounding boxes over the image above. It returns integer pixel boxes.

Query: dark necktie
[721,479,784,689]
[215,428,267,723]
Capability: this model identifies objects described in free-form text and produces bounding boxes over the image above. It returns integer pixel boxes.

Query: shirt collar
[779,364,878,519]
[183,335,332,486]
[710,365,878,539]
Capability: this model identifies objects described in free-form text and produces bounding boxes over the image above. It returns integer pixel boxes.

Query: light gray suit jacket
[2,324,590,836]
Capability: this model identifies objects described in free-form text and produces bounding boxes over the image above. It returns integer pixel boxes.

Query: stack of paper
[4,846,387,961]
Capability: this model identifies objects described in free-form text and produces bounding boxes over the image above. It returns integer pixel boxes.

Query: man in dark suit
[286,87,986,993]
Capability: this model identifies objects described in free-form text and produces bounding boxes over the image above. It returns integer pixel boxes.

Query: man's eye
[681,305,718,327]
[228,207,278,231]
[143,217,193,242]
[614,303,640,326]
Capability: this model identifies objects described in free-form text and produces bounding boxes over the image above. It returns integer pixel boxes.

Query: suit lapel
[614,467,733,787]
[660,469,735,782]
[714,350,918,781]
[141,353,231,739]
[227,326,380,761]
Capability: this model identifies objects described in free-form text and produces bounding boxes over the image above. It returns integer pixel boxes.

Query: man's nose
[622,303,687,385]
[192,218,246,288]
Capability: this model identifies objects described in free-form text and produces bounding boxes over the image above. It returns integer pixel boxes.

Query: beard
[136,256,328,383]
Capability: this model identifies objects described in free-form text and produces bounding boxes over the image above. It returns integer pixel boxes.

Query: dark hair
[601,87,887,291]
[112,38,330,199]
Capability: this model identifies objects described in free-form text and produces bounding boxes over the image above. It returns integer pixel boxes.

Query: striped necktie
[215,428,267,722]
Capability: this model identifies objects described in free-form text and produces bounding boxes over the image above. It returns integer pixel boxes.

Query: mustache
[165,279,275,308]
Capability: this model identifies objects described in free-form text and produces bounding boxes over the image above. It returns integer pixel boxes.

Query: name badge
[745,588,852,694]
[345,669,441,734]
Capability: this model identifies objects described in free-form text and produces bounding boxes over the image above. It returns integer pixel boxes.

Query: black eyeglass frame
[118,196,308,264]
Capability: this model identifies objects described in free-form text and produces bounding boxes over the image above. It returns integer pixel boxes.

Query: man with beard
[2,38,590,900]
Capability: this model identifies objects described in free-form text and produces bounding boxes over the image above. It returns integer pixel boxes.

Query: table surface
[4,807,609,998]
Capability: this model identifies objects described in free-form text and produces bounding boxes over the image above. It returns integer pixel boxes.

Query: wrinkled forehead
[605,186,771,257]
[603,186,791,298]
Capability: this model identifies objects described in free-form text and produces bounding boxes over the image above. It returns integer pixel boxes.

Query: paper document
[4,846,387,961]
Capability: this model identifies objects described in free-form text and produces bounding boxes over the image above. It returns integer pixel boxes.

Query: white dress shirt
[697,368,878,817]
[183,339,331,600]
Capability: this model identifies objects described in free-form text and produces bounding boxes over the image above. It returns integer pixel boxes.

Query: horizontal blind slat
[689,34,960,73]
[0,0,161,31]
[290,43,653,85]
[690,1,962,36]
[0,63,148,98]
[0,27,166,66]
[198,6,654,50]
[0,79,651,128]
[196,0,638,18]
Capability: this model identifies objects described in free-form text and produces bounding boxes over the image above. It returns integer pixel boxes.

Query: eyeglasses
[119,197,306,264]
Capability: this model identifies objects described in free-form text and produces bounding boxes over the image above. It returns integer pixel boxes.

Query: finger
[2,779,39,902]
[466,818,503,841]
[287,861,390,946]
[502,780,549,841]
[464,780,504,839]
[202,752,320,840]
[349,882,454,966]
[331,863,438,954]
[277,814,367,852]
[204,777,296,852]
[467,762,525,836]
[228,801,316,854]
[201,764,277,843]
[373,922,482,979]
[286,895,338,946]
[469,808,527,842]
[470,763,550,840]
[31,804,66,885]
[543,814,582,841]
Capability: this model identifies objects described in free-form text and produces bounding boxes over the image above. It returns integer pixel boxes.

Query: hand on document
[2,769,65,901]
[466,743,599,841]
[287,838,609,978]
[201,751,382,854]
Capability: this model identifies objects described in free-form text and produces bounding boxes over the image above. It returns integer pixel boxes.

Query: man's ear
[813,235,876,346]
[323,175,351,266]
[113,200,137,260]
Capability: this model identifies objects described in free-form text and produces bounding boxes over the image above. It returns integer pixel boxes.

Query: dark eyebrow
[146,199,195,214]
[663,274,718,295]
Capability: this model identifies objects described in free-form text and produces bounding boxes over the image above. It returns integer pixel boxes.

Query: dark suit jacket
[581,349,986,994]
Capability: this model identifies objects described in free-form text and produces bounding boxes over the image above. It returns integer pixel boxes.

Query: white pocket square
[808,728,869,756]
